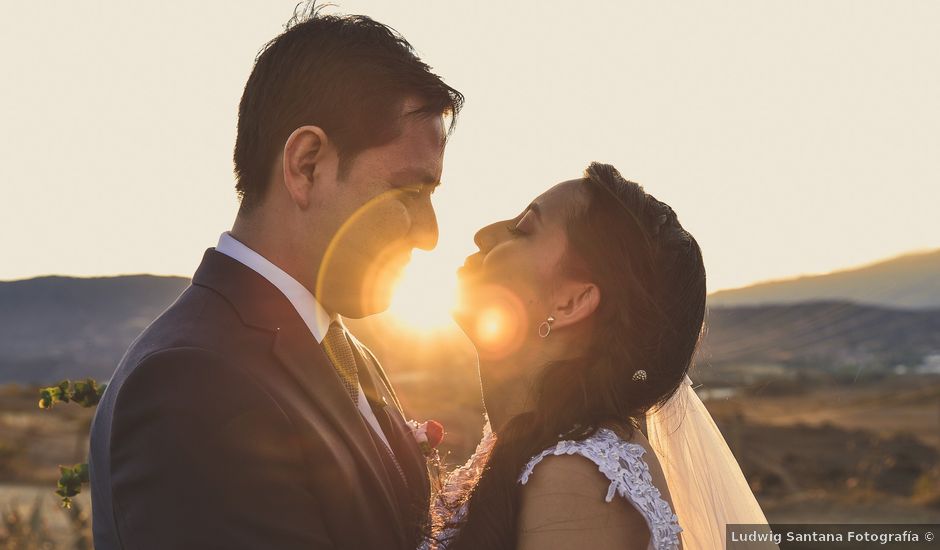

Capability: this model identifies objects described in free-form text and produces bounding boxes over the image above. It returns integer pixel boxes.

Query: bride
[427,163,773,549]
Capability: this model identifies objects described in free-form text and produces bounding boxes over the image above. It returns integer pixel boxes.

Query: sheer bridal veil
[646,375,777,549]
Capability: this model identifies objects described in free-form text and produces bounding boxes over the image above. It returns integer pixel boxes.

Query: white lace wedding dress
[427,422,682,549]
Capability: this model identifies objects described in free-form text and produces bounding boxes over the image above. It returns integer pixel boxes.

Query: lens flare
[476,307,505,342]
[387,250,459,332]
[360,243,412,313]
[455,284,529,361]
[316,188,417,315]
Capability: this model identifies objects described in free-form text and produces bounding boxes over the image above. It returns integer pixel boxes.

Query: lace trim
[518,428,683,550]
[422,420,495,550]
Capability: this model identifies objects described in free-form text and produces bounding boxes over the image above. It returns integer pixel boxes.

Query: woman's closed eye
[507,221,526,236]
[507,210,536,236]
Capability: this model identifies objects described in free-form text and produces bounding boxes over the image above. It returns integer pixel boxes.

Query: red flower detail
[425,420,444,449]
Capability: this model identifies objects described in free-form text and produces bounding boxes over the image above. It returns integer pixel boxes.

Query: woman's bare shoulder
[517,453,651,550]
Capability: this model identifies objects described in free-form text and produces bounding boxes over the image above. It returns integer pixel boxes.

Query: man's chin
[352,256,410,315]
[355,287,395,318]
[326,280,395,319]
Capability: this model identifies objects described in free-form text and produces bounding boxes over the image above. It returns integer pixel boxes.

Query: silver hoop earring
[538,315,555,338]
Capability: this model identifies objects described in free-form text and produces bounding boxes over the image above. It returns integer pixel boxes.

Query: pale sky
[2,1,939,297]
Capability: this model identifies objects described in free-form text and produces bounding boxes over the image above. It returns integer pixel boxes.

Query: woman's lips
[462,254,484,270]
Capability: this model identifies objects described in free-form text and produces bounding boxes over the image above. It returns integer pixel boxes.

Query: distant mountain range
[709,249,940,309]
[1,249,938,384]
[702,301,940,368]
[0,275,189,384]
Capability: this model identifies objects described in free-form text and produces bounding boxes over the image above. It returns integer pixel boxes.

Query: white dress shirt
[215,231,391,449]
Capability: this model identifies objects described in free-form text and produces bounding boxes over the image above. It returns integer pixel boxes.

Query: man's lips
[392,254,412,276]
[374,249,412,277]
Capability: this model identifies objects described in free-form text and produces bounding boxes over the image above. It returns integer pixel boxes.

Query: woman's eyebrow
[528,202,542,222]
[510,202,543,226]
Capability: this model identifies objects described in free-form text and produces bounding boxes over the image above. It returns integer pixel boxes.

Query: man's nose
[411,199,439,251]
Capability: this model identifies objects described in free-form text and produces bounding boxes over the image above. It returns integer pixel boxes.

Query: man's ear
[550,280,601,330]
[282,125,330,209]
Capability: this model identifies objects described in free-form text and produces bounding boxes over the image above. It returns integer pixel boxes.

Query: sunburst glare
[476,307,505,342]
[388,250,460,332]
[459,284,529,361]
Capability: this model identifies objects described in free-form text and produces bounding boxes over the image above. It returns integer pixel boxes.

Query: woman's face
[454,179,586,363]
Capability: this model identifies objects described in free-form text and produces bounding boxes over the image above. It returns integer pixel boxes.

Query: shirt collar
[215,231,335,343]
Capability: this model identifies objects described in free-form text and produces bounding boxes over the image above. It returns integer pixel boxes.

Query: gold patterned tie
[322,321,359,403]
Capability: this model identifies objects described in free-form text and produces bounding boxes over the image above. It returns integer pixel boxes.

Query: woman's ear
[282,125,330,209]
[550,281,600,330]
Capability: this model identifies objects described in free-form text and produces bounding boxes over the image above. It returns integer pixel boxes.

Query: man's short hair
[233,3,464,210]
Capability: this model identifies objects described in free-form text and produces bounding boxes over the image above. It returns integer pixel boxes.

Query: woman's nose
[473,220,508,252]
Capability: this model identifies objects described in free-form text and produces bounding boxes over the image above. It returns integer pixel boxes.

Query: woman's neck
[479,354,539,434]
[479,331,586,433]
[482,380,534,435]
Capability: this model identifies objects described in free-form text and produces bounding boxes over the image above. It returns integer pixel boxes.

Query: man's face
[315,99,446,318]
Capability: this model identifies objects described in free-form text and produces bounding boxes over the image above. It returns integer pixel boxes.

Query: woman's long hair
[442,162,707,549]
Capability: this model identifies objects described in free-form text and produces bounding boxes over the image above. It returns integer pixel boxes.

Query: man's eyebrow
[389,167,441,187]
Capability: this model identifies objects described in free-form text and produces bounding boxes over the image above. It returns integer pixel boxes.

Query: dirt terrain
[1,373,938,546]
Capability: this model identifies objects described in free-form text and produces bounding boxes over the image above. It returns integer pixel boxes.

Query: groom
[88,6,463,550]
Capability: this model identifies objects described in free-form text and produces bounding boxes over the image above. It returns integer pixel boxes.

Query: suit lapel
[349,334,405,412]
[271,321,406,539]
[349,337,431,501]
[380,404,432,500]
[191,249,406,545]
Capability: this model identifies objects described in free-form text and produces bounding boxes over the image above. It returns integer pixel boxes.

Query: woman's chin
[450,305,480,344]
[451,283,478,327]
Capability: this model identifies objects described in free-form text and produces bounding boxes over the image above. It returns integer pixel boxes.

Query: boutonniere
[407,419,444,457]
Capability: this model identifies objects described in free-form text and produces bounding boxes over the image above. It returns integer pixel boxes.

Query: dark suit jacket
[88,249,430,549]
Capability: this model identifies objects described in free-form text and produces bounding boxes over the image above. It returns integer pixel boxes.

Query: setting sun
[388,250,460,332]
